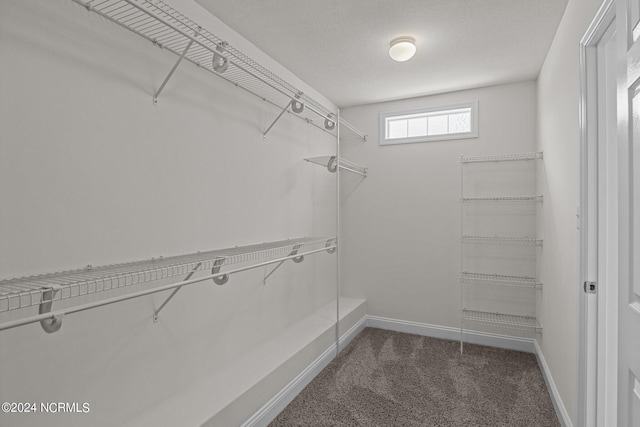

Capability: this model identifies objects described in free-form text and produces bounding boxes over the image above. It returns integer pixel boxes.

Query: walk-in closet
[1,0,633,426]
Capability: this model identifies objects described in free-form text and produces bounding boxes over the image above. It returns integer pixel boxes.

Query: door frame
[579,0,617,425]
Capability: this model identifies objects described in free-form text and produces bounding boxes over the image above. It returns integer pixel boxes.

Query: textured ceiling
[195,0,569,108]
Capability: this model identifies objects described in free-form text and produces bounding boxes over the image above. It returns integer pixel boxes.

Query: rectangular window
[379,101,478,145]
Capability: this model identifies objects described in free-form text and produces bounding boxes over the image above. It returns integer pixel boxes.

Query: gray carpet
[270,328,559,427]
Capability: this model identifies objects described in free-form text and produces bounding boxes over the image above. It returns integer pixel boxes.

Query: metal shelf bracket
[327,156,338,173]
[324,114,336,130]
[325,239,336,254]
[39,284,64,333]
[212,41,229,73]
[153,262,202,322]
[262,244,303,285]
[263,100,293,139]
[263,93,304,139]
[212,257,229,285]
[153,26,201,106]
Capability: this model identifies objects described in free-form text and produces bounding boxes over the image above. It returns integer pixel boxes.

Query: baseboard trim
[241,315,368,427]
[366,315,536,353]
[244,315,570,427]
[339,315,368,350]
[534,341,573,427]
[240,343,335,427]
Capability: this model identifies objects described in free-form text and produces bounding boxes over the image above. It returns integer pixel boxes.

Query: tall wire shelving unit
[459,152,543,352]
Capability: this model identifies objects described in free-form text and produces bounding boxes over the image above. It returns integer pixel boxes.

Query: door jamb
[578,1,617,426]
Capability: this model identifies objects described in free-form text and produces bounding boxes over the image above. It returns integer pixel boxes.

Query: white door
[617,1,640,425]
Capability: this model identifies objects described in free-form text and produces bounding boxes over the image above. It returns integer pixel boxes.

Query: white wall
[0,1,337,426]
[340,81,537,328]
[536,0,603,424]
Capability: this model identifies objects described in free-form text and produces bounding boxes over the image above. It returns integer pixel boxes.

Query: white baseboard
[534,341,573,427]
[367,315,536,353]
[242,315,367,427]
[240,344,335,427]
[339,314,368,350]
[245,314,570,427]
[369,316,570,425]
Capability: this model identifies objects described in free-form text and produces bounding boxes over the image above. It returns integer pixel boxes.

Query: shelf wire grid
[461,235,543,246]
[0,237,335,313]
[460,152,543,164]
[460,272,542,288]
[461,195,543,204]
[72,0,366,140]
[462,309,542,331]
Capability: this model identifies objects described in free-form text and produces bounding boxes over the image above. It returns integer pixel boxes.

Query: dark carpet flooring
[270,328,559,427]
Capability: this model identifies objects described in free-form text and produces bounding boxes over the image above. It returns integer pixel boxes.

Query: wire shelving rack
[70,0,367,141]
[0,237,336,333]
[459,152,543,350]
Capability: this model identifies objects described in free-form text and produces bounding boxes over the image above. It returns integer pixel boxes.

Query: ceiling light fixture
[389,36,416,62]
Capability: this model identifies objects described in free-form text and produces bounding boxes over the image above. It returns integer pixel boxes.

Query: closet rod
[0,245,335,333]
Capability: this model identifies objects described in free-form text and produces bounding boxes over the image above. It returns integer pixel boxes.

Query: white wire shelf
[461,235,543,246]
[460,152,543,164]
[304,156,368,177]
[460,272,542,288]
[461,195,543,204]
[0,237,336,332]
[462,309,542,332]
[70,0,366,141]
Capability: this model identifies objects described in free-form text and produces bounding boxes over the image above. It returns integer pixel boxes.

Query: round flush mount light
[389,36,416,62]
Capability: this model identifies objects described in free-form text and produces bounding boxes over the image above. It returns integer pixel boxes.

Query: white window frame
[379,101,479,146]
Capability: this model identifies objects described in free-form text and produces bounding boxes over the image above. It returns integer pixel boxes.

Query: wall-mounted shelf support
[263,100,294,138]
[153,26,201,105]
[325,239,336,254]
[39,284,63,333]
[153,262,201,322]
[211,42,229,73]
[262,244,303,285]
[211,257,229,285]
[325,114,336,131]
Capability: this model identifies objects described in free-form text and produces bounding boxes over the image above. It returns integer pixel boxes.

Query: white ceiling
[195,0,569,108]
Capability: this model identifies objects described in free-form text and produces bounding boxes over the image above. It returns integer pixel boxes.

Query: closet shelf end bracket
[39,283,64,333]
[262,244,304,285]
[153,26,202,106]
[153,262,202,322]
